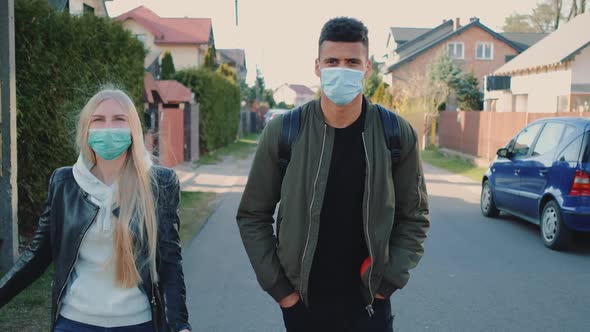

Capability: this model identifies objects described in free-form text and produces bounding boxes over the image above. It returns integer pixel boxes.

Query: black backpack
[278,104,402,178]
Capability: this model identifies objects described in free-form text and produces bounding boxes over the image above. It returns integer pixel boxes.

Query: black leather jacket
[0,166,191,332]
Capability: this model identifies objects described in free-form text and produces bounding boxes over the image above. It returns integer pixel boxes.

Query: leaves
[15,0,145,236]
[173,68,240,154]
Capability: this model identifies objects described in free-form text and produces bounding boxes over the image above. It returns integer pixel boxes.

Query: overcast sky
[107,0,541,89]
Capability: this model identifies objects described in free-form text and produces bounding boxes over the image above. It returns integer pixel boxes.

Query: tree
[160,51,176,80]
[277,101,294,109]
[203,45,217,69]
[363,55,382,99]
[502,0,565,33]
[429,52,482,111]
[503,13,538,32]
[218,63,237,84]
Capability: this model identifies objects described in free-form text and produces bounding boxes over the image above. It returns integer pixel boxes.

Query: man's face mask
[320,67,364,106]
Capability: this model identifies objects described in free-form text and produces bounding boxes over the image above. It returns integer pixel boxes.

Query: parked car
[480,117,590,250]
[264,108,288,127]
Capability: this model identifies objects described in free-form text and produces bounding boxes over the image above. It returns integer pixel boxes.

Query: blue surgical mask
[88,128,132,161]
[320,67,365,106]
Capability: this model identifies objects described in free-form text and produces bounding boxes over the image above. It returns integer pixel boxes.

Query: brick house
[385,18,546,105]
[116,6,214,77]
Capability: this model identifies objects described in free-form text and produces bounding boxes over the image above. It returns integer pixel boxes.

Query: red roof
[116,6,212,45]
[157,80,192,104]
[144,73,192,104]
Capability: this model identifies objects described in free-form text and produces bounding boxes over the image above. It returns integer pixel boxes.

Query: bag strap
[278,106,303,178]
[376,104,402,167]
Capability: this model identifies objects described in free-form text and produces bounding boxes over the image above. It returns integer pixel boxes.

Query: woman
[0,89,191,332]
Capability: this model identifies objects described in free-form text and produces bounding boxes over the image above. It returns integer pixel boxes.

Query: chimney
[454,17,461,30]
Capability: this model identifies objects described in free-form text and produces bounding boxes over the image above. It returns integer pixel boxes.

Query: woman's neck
[91,153,127,186]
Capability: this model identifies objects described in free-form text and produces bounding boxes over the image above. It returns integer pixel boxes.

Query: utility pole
[0,0,18,273]
[235,0,239,26]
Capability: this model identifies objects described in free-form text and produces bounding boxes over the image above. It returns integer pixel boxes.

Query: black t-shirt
[308,100,369,310]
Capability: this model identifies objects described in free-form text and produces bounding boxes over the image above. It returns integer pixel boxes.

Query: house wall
[571,46,590,89]
[390,26,519,86]
[485,68,573,113]
[274,86,297,105]
[121,20,204,70]
[69,0,108,17]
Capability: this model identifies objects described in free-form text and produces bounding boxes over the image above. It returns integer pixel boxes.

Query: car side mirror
[497,148,511,159]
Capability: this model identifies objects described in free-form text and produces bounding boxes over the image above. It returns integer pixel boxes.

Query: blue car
[481,117,590,250]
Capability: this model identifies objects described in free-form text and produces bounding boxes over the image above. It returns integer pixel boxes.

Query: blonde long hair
[76,88,158,287]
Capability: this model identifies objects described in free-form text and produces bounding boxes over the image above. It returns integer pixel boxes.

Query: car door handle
[539,169,549,176]
[514,169,521,175]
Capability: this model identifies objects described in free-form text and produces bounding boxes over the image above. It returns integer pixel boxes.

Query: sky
[107,0,541,90]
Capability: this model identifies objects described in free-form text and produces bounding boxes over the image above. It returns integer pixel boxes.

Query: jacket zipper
[362,133,375,317]
[299,124,327,304]
[54,204,99,322]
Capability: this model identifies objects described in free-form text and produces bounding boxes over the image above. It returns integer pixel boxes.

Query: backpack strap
[376,104,402,167]
[278,106,303,178]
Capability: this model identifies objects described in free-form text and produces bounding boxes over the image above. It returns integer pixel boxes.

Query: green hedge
[15,0,145,236]
[173,68,240,154]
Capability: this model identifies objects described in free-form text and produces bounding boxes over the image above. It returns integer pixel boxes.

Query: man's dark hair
[318,17,369,50]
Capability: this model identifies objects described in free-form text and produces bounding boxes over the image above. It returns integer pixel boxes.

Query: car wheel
[540,200,572,250]
[481,180,500,218]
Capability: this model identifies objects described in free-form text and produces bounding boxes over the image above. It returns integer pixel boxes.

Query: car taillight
[570,170,590,196]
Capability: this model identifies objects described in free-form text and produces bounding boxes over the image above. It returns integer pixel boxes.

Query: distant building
[116,6,214,75]
[217,49,247,82]
[485,12,590,113]
[48,0,113,17]
[274,84,315,106]
[384,17,546,88]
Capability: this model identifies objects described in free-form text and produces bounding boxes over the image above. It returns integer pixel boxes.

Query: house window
[134,34,147,45]
[83,4,94,14]
[476,42,494,60]
[447,42,464,59]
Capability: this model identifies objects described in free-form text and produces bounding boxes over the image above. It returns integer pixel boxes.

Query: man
[236,17,429,331]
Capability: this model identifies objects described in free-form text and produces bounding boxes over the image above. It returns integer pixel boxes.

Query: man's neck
[320,93,363,129]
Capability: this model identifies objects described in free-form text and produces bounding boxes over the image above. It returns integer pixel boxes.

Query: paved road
[183,158,590,331]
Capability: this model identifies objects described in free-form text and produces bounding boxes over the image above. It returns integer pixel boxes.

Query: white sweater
[60,155,151,327]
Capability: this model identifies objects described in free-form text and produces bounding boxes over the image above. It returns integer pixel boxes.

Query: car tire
[481,180,500,218]
[540,200,572,250]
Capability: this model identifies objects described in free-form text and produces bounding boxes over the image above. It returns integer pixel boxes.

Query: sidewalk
[175,155,284,331]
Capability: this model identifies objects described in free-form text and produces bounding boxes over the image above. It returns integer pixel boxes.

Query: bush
[15,0,145,236]
[173,68,240,154]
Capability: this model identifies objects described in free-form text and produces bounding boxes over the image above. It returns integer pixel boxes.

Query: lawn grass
[0,190,219,331]
[178,191,220,245]
[197,134,259,165]
[0,266,54,332]
[421,147,488,182]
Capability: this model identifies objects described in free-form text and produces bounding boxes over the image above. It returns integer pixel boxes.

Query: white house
[116,6,214,73]
[273,84,315,106]
[484,12,590,113]
[49,0,112,17]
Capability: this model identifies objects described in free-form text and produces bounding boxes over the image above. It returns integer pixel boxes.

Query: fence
[439,111,590,162]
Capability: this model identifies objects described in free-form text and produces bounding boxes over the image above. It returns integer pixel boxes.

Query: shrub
[15,0,145,236]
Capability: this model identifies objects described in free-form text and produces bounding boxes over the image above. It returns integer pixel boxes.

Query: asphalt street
[183,161,590,331]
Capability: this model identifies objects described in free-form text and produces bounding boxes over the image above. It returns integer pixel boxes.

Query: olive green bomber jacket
[236,98,429,307]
